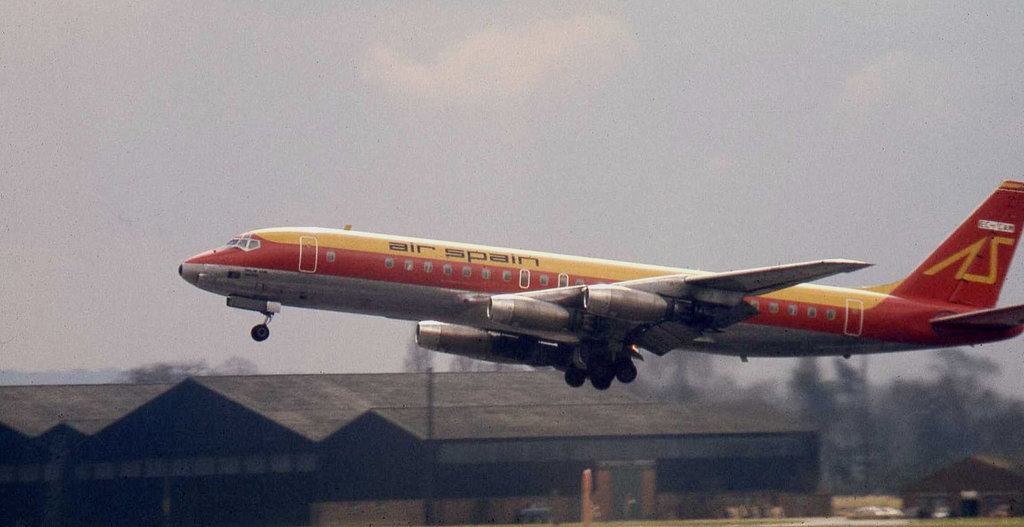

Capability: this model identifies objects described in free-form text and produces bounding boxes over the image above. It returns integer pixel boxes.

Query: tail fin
[890,181,1024,308]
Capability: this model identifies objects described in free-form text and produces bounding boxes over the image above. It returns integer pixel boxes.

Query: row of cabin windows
[749,300,836,321]
[383,257,583,288]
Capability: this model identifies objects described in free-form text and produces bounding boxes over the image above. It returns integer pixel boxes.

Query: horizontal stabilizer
[683,259,873,295]
[930,303,1024,330]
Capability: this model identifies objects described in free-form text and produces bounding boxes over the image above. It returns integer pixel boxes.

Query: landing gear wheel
[251,324,270,342]
[590,374,613,390]
[564,368,587,388]
[615,360,638,384]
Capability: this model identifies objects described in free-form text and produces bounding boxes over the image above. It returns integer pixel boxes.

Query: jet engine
[415,321,563,366]
[487,295,571,331]
[583,285,670,322]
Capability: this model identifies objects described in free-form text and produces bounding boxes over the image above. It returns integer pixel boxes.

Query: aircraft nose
[178,261,202,284]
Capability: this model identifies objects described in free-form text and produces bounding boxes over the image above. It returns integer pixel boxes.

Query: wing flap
[930,303,1024,330]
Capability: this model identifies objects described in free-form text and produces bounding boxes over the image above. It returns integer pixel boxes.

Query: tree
[120,361,211,383]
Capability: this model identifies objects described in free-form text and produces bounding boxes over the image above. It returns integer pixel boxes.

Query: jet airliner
[180,181,1024,389]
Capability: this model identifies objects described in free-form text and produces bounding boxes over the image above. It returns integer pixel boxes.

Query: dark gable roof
[0,383,172,436]
[902,455,1024,493]
[0,372,811,442]
[374,401,813,440]
[190,371,644,441]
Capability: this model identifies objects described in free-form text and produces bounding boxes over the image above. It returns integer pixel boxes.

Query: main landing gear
[563,358,638,390]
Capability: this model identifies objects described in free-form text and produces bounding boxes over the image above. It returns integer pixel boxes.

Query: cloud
[365,14,635,102]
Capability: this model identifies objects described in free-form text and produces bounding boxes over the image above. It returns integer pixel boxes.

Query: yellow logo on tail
[924,236,1015,284]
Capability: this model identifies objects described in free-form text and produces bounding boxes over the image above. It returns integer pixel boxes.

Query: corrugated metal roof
[0,372,810,442]
[373,401,812,440]
[0,383,173,436]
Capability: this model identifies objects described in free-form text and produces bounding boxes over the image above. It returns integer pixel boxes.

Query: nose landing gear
[226,297,281,343]
[250,313,273,342]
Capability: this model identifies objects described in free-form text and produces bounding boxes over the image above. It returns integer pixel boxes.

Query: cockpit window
[224,235,261,251]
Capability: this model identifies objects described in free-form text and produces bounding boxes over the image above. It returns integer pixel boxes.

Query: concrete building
[0,372,825,526]
[901,455,1024,518]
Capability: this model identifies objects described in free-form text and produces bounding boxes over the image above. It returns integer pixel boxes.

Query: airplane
[180,181,1024,389]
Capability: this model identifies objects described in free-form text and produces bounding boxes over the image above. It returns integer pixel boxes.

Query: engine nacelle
[487,295,571,331]
[583,285,670,321]
[415,321,560,366]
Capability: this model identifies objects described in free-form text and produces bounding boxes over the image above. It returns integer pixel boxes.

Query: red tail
[892,181,1024,308]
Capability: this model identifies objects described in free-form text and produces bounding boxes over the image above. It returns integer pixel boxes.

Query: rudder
[891,181,1024,308]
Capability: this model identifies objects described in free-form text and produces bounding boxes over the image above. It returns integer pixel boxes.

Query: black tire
[615,360,638,384]
[590,374,613,390]
[251,324,270,342]
[564,368,587,388]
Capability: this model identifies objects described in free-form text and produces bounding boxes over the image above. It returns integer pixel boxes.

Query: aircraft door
[299,236,318,273]
[844,298,864,336]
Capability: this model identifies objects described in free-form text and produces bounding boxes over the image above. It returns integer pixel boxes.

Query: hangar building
[901,455,1024,517]
[0,371,825,526]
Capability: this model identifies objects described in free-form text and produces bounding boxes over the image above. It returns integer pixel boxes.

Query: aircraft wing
[930,303,1024,330]
[484,259,871,354]
[616,259,873,304]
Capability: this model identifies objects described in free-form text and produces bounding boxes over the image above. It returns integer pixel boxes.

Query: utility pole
[425,367,436,525]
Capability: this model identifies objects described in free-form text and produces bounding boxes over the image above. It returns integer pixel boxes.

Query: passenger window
[443,264,452,276]
[424,261,433,273]
[482,268,491,280]
[788,304,798,316]
[502,270,512,282]
[749,300,759,312]
[326,251,336,263]
[519,269,530,289]
[575,278,585,286]
[385,257,394,269]
[826,309,836,320]
[558,273,569,287]
[769,302,779,314]
[462,266,472,278]
[539,275,549,287]
[404,260,414,271]
[808,307,817,318]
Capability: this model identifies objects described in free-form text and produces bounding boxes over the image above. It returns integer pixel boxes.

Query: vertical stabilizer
[891,181,1024,308]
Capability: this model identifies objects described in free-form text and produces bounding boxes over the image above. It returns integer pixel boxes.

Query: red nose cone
[185,249,219,264]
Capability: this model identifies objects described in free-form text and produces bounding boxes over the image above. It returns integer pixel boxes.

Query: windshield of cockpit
[224,233,261,251]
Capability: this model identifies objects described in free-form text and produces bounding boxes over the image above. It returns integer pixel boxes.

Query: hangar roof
[901,455,1024,493]
[374,401,811,440]
[0,383,172,436]
[0,371,810,443]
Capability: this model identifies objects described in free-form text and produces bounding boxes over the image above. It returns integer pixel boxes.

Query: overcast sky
[3,2,1023,394]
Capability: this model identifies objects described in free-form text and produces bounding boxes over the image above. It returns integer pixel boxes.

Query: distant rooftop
[0,371,810,442]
